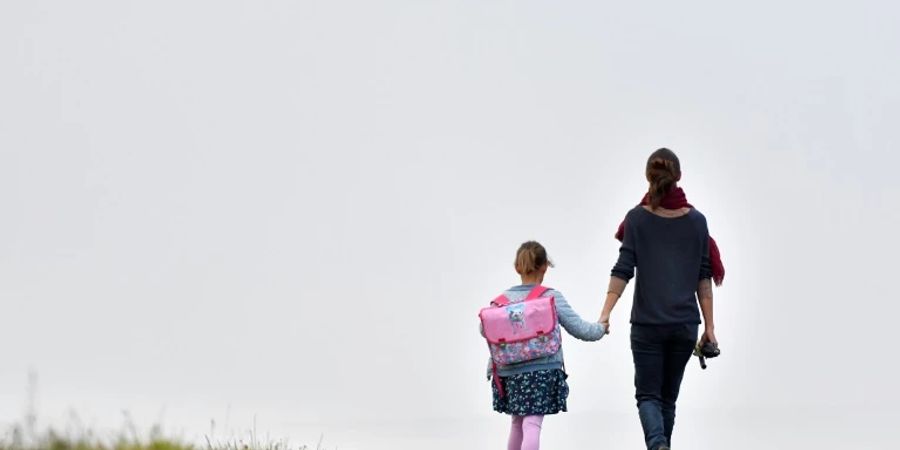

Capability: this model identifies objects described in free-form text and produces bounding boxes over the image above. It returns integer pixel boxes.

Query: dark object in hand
[694,341,721,370]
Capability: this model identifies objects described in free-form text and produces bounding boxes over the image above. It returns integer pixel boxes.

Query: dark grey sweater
[611,206,713,325]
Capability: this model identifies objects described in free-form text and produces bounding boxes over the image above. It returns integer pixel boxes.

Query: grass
[0,410,327,450]
[2,373,329,450]
[0,422,327,450]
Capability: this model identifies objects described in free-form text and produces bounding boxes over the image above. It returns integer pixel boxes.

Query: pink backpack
[479,285,562,394]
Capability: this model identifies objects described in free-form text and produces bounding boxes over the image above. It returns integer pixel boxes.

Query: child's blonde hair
[515,241,554,275]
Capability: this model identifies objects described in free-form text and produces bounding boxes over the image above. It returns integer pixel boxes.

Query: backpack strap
[492,286,550,306]
[525,285,551,300]
[492,362,504,397]
[491,294,510,307]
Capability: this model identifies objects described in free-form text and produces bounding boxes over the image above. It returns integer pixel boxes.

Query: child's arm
[478,323,491,379]
[552,290,606,341]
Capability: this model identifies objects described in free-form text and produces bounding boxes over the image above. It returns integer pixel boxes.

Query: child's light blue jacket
[484,284,605,378]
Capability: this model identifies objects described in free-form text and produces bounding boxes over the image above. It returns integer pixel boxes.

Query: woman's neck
[643,204,691,217]
[520,276,543,285]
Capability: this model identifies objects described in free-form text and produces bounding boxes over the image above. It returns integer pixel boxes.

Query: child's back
[483,241,605,450]
[492,284,605,378]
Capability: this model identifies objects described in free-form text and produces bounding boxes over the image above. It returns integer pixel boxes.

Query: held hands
[598,313,611,335]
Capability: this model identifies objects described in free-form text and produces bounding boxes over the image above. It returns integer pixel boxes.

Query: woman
[599,148,724,450]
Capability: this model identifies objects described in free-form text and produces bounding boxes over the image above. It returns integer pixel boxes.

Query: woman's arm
[599,276,627,333]
[604,214,636,333]
[697,219,717,344]
[698,278,717,344]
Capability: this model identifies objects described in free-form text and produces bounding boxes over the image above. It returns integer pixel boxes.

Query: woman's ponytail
[645,148,682,209]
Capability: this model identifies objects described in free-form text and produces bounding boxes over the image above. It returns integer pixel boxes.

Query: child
[487,241,606,450]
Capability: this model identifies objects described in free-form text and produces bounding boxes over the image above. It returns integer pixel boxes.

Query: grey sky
[2,1,898,448]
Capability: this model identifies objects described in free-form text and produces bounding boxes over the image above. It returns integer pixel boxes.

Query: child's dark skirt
[492,369,569,416]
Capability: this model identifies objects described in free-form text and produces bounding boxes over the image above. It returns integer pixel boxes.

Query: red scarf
[615,187,725,286]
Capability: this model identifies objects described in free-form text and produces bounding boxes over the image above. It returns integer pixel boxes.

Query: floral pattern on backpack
[479,285,562,366]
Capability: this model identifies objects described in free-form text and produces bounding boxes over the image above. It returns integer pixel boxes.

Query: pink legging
[507,415,544,450]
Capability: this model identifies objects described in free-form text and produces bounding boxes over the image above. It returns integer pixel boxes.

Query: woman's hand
[700,327,718,346]
[599,313,611,335]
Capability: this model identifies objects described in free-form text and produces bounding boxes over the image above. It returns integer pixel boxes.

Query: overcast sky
[1,1,898,449]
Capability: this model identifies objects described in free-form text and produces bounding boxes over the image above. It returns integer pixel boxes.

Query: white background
[2,1,898,448]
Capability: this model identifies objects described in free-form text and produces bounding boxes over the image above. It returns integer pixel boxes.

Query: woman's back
[611,206,712,325]
[601,148,722,450]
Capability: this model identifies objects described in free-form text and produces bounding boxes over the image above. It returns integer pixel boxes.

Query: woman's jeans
[631,324,698,449]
